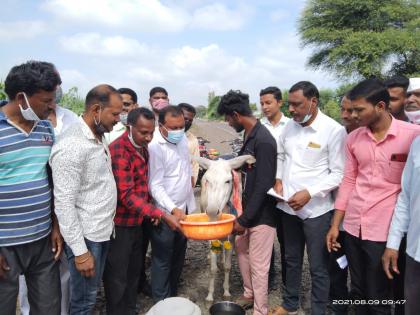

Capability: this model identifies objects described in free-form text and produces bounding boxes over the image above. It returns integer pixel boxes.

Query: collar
[294,108,322,132]
[113,121,127,132]
[260,114,287,128]
[245,120,262,141]
[79,116,99,142]
[364,114,398,141]
[119,130,147,157]
[155,126,168,144]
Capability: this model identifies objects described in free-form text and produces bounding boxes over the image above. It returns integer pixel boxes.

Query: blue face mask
[162,125,184,144]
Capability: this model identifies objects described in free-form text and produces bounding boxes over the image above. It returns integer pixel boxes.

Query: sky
[0,0,338,106]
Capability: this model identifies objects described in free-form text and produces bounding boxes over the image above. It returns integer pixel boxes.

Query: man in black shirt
[217,90,277,315]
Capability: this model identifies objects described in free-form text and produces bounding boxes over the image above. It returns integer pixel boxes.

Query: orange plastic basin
[180,213,235,240]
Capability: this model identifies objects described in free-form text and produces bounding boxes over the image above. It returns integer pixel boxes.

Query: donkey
[194,155,255,302]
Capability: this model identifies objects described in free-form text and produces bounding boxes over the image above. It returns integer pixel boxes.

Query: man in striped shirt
[0,61,63,315]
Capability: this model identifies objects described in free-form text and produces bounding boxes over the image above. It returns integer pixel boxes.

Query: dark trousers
[103,225,144,315]
[393,236,406,315]
[405,254,420,315]
[344,232,391,315]
[269,210,287,286]
[150,221,187,302]
[281,211,332,315]
[65,239,109,315]
[328,231,349,315]
[138,220,151,292]
[0,236,61,315]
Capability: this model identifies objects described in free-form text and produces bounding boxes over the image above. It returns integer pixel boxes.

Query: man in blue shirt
[0,61,62,315]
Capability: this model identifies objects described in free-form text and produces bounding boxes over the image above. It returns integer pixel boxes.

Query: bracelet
[75,252,91,264]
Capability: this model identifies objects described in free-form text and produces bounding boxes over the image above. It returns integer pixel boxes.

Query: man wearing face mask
[104,87,138,144]
[178,103,200,187]
[0,61,62,315]
[149,86,169,122]
[103,107,182,315]
[404,78,420,125]
[148,105,196,302]
[270,81,346,315]
[49,84,123,315]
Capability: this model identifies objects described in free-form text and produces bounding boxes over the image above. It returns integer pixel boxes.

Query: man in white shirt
[259,86,290,290]
[49,84,123,314]
[148,105,195,302]
[104,87,138,144]
[270,81,346,315]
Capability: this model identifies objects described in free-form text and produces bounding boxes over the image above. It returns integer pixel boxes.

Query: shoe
[268,305,298,315]
[235,295,254,310]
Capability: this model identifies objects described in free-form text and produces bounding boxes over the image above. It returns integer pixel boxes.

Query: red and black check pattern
[109,131,163,226]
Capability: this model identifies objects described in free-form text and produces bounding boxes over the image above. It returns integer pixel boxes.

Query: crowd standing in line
[0,60,420,315]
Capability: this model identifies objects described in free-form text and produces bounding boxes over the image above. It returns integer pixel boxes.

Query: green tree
[206,91,222,120]
[61,87,84,115]
[323,99,341,122]
[0,81,6,100]
[299,0,420,80]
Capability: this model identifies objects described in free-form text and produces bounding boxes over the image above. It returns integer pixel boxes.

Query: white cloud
[190,3,253,31]
[59,33,149,57]
[42,0,189,32]
[0,21,47,40]
[42,0,253,32]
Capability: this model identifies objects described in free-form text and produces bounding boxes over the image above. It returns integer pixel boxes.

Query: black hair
[149,86,168,98]
[178,103,196,115]
[339,90,351,105]
[348,78,390,107]
[118,87,138,103]
[127,107,155,125]
[289,81,319,100]
[158,105,184,124]
[260,86,282,101]
[217,90,252,116]
[5,60,62,100]
[384,75,409,91]
[85,84,119,109]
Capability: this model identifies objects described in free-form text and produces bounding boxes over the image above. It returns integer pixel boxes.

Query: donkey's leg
[223,237,234,297]
[206,249,218,301]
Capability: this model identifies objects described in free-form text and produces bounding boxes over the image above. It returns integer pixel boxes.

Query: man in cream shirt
[270,81,346,315]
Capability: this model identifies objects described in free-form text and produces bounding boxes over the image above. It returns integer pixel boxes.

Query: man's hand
[75,251,95,278]
[162,212,183,232]
[274,179,283,196]
[326,226,340,253]
[287,189,311,211]
[233,220,246,235]
[171,208,187,221]
[0,254,10,279]
[382,248,399,280]
[51,220,63,261]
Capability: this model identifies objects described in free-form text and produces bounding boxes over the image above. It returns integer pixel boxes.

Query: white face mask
[128,126,143,149]
[120,112,128,125]
[405,109,420,125]
[19,93,41,122]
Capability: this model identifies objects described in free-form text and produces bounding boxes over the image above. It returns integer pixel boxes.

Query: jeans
[64,239,110,315]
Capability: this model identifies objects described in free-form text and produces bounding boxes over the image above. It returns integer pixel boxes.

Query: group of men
[0,60,420,315]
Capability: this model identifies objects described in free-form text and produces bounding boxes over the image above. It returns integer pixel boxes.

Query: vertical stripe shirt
[0,111,54,246]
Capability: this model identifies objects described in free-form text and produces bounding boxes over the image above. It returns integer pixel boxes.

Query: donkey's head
[194,155,255,221]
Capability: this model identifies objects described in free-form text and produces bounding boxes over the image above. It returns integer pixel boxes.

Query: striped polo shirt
[0,111,54,246]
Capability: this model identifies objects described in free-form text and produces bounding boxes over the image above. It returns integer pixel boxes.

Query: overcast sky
[0,0,337,106]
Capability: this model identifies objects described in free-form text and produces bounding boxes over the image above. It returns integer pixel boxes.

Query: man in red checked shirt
[103,107,182,315]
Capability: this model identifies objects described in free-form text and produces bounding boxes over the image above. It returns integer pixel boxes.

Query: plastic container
[180,213,235,240]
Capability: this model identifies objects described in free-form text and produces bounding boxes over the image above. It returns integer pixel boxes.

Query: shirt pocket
[384,161,405,184]
[300,145,324,166]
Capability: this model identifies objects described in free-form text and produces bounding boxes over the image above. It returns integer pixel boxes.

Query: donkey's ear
[227,155,256,170]
[191,155,213,170]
